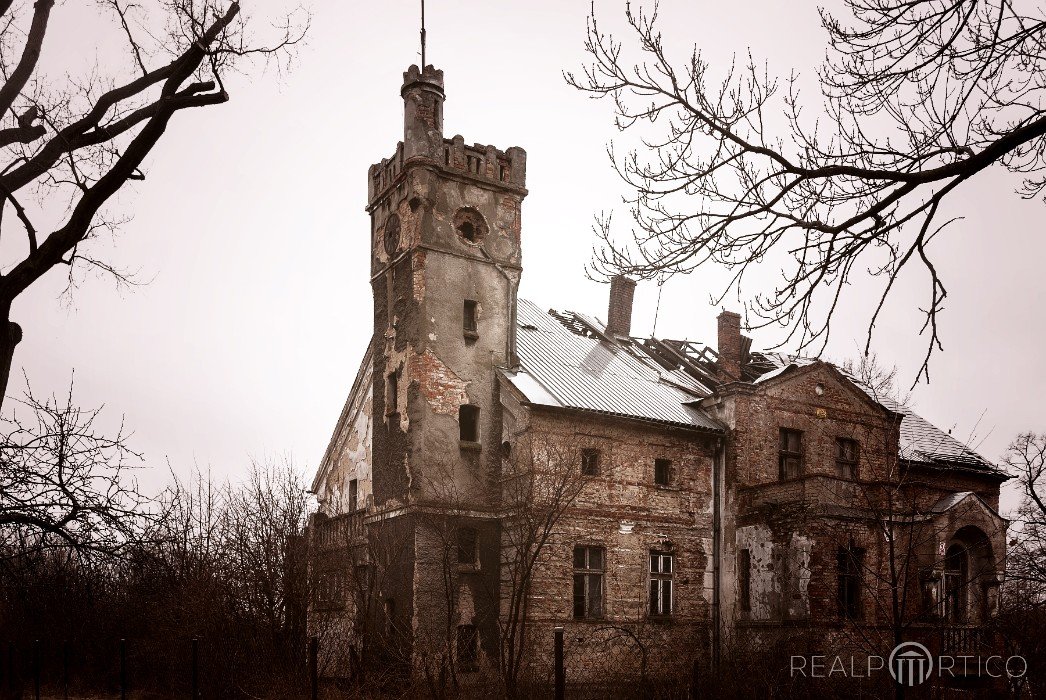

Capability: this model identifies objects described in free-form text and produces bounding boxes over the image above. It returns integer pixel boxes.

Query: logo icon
[889,641,933,686]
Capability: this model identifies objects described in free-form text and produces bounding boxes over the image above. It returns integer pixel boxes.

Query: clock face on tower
[383,213,401,256]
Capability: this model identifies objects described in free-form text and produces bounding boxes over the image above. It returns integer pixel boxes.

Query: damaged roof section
[505,299,724,432]
[507,299,1001,476]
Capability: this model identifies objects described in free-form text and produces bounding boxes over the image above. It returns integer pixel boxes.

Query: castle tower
[368,65,527,508]
[365,65,527,665]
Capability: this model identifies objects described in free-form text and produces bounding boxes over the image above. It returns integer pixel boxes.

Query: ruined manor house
[307,64,1009,684]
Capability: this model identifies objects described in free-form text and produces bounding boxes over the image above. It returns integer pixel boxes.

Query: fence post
[32,639,39,700]
[62,640,69,700]
[7,641,16,700]
[308,636,318,700]
[119,638,127,700]
[191,638,198,699]
[554,626,565,700]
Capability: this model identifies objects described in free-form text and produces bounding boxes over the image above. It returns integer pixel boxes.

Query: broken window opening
[459,220,476,242]
[654,458,672,487]
[649,551,674,617]
[463,299,479,337]
[457,526,479,567]
[943,544,968,623]
[738,549,752,612]
[581,448,601,477]
[348,478,359,512]
[387,370,399,415]
[779,429,803,480]
[836,438,859,479]
[459,404,480,443]
[837,547,864,619]
[456,624,479,672]
[573,545,605,619]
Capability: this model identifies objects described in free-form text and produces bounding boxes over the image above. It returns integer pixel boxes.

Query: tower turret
[400,65,445,162]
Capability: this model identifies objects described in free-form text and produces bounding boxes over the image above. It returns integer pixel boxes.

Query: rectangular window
[457,526,478,566]
[459,404,480,443]
[387,371,399,414]
[649,551,674,616]
[581,448,601,476]
[654,458,672,486]
[456,624,478,672]
[836,438,859,479]
[463,299,478,336]
[779,429,803,480]
[837,547,863,619]
[738,549,751,612]
[572,546,605,619]
[348,478,359,512]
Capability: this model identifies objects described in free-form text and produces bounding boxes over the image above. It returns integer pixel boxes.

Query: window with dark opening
[837,547,863,619]
[943,544,968,622]
[463,300,478,337]
[387,371,399,414]
[649,551,674,616]
[458,220,476,242]
[738,549,751,612]
[573,546,605,619]
[654,458,672,486]
[456,624,478,672]
[581,449,600,476]
[779,429,803,480]
[836,438,859,479]
[348,478,358,512]
[457,526,478,566]
[459,404,480,443]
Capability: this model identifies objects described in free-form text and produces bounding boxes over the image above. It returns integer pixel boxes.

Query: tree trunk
[0,316,21,414]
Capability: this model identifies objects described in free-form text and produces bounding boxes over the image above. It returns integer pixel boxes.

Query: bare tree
[567,1,1046,382]
[0,0,307,408]
[495,434,592,698]
[1004,432,1046,588]
[0,382,148,557]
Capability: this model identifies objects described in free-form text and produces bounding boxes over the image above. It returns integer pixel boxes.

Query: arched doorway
[941,526,996,623]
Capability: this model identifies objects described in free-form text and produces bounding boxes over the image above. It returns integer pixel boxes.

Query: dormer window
[779,429,803,480]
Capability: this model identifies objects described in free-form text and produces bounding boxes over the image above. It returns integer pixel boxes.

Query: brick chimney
[606,276,637,337]
[717,310,742,380]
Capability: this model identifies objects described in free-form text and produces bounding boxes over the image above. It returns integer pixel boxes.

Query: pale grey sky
[9,1,1041,512]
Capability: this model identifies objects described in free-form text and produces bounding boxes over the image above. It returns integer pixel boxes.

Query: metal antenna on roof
[652,282,664,338]
[420,0,427,67]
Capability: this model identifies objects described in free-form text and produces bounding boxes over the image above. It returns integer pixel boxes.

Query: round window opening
[453,207,488,245]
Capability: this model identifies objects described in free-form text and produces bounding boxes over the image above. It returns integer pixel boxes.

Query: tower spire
[420,0,427,67]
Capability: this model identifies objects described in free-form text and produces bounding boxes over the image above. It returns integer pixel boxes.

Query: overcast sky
[10,0,1042,512]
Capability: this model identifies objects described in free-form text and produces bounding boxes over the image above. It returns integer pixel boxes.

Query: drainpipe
[712,435,724,677]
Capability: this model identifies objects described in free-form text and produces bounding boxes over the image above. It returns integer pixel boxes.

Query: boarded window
[654,458,672,486]
[738,549,751,612]
[573,546,605,619]
[649,551,674,616]
[581,449,600,476]
[779,429,803,480]
[457,526,478,566]
[456,624,478,672]
[837,547,863,619]
[348,478,358,512]
[463,299,478,335]
[459,405,480,442]
[836,438,859,479]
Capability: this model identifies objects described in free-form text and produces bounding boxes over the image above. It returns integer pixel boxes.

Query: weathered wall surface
[314,353,374,516]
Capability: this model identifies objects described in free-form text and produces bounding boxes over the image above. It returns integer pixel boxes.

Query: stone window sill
[460,440,482,452]
[463,330,479,341]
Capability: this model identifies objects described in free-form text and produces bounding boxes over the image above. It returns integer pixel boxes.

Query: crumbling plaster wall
[317,362,374,516]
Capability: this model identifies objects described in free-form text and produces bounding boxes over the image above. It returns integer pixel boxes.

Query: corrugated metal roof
[509,299,723,432]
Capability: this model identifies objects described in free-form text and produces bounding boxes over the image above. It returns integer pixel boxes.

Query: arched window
[943,544,968,622]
